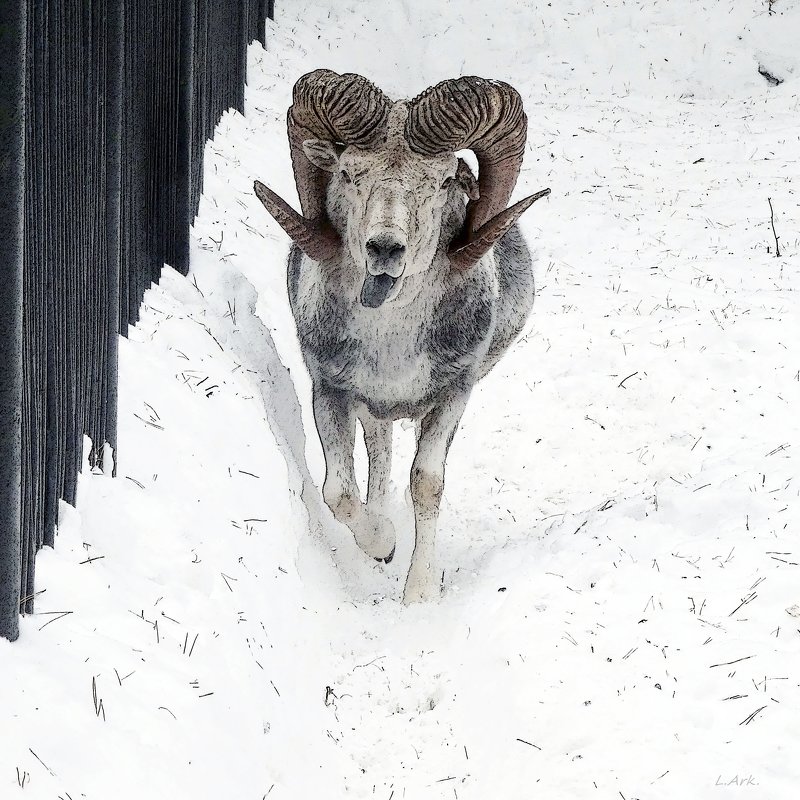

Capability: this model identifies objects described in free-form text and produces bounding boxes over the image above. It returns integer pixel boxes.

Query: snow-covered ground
[3,1,799,797]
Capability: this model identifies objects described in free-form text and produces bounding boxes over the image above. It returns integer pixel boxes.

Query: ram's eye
[341,170,352,185]
[441,176,454,191]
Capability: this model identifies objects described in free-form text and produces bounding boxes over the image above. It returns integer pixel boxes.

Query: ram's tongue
[360,273,397,308]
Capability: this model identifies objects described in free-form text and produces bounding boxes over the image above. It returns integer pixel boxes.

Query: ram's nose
[365,233,406,276]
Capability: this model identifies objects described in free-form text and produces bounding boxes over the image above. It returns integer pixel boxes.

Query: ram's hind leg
[357,410,396,563]
[404,392,469,604]
[362,412,392,505]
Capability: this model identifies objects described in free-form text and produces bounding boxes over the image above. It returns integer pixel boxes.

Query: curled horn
[405,76,549,270]
[254,69,392,261]
[253,180,340,262]
[448,188,550,271]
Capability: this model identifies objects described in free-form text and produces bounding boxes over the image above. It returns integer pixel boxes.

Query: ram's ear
[456,158,479,201]
[302,139,341,172]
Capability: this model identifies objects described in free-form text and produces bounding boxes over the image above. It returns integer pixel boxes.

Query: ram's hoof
[353,508,396,563]
[402,580,439,605]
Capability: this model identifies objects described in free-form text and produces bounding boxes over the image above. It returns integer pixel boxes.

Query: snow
[3,1,799,797]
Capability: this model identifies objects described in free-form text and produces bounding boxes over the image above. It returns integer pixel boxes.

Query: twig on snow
[767,198,781,257]
[38,610,74,630]
[516,738,541,750]
[729,592,758,617]
[740,705,767,725]
[92,676,106,721]
[709,654,755,669]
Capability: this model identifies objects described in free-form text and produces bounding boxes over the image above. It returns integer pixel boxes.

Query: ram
[255,70,549,603]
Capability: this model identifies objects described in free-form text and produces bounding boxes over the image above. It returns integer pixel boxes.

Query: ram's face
[254,71,547,300]
[303,139,462,307]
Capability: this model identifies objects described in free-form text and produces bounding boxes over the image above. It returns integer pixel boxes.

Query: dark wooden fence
[0,0,275,642]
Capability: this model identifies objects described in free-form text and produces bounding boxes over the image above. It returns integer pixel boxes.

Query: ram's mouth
[360,272,399,308]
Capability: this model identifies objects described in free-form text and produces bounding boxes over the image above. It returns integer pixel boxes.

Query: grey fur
[288,185,534,417]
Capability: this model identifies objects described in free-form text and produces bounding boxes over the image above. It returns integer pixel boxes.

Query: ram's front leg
[314,385,395,561]
[358,410,396,562]
[404,392,469,604]
[312,382,360,523]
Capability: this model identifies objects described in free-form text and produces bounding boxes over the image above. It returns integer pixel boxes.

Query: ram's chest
[298,296,436,412]
[349,316,434,409]
[290,253,498,417]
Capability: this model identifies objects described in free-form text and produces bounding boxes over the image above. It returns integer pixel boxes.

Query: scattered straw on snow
[3,1,799,798]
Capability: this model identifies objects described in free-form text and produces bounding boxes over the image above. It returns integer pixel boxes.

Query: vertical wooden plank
[60,0,79,509]
[173,0,194,273]
[190,0,208,219]
[43,0,60,548]
[119,0,133,333]
[0,0,26,642]
[235,1,247,113]
[102,0,123,472]
[87,0,103,466]
[247,0,266,46]
[120,0,146,332]
[21,0,48,612]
